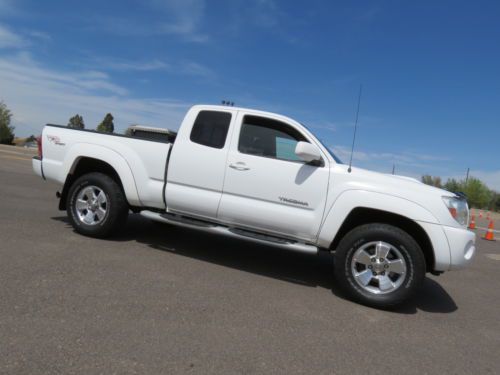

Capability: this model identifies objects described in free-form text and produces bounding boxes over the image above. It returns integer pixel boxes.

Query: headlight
[442,196,469,226]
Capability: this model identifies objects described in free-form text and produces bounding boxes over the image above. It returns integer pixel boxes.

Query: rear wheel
[66,172,128,238]
[334,223,425,308]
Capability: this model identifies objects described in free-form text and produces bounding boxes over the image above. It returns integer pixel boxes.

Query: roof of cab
[190,104,296,123]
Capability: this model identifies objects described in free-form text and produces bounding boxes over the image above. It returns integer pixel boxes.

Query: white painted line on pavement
[485,254,500,261]
[476,226,500,234]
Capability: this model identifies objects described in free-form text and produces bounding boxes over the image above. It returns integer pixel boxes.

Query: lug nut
[368,265,372,269]
[379,258,384,262]
[381,271,385,276]
[384,264,389,269]
[371,258,376,262]
[372,271,377,276]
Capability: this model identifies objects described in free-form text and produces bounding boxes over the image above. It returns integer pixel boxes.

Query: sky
[0,0,499,189]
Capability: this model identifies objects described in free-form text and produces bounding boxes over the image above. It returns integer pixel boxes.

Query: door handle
[229,162,250,171]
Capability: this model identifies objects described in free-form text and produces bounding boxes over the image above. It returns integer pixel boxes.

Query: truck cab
[166,106,332,243]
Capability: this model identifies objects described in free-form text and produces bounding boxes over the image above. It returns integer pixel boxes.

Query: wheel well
[330,207,435,272]
[58,157,126,210]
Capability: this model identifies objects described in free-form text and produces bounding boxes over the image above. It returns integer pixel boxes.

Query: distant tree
[421,175,432,185]
[0,101,15,144]
[421,175,442,188]
[494,193,500,212]
[68,114,85,129]
[463,177,492,209]
[489,191,500,212]
[96,113,114,133]
[25,135,36,143]
[425,174,498,211]
[444,178,462,193]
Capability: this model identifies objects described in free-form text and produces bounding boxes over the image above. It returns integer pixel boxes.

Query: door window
[190,111,232,149]
[238,116,306,162]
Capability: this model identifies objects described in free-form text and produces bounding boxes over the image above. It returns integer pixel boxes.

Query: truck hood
[334,164,451,194]
[330,164,456,224]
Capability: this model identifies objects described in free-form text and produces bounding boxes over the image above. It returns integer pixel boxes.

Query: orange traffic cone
[483,220,496,241]
[469,214,476,229]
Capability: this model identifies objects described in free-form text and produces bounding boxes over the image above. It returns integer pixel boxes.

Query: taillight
[36,136,42,158]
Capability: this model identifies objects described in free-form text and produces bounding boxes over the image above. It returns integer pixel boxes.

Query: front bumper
[417,221,476,271]
[443,225,476,270]
[32,156,44,179]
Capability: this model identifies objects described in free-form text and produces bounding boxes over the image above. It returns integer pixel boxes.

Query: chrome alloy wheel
[75,186,109,225]
[351,241,407,294]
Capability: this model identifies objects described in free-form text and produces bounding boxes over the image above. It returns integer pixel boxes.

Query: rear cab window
[190,111,232,149]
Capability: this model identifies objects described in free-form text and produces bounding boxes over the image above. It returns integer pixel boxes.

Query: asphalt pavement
[1,145,499,374]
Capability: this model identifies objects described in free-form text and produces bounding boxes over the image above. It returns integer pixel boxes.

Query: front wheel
[334,223,426,308]
[66,172,128,238]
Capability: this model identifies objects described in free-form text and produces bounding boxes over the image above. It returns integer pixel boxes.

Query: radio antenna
[348,84,363,173]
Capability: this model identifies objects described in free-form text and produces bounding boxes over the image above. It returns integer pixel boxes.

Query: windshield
[320,140,344,164]
[300,122,343,164]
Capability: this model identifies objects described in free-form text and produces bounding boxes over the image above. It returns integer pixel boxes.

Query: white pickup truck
[33,104,475,307]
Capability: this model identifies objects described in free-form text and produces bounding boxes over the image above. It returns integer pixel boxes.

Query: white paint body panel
[165,107,237,219]
[35,104,475,272]
[218,111,330,242]
[39,127,170,208]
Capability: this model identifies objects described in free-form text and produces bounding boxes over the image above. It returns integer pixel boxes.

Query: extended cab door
[217,112,330,242]
[165,108,235,219]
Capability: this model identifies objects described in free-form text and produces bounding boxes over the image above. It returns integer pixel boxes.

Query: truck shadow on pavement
[53,214,458,315]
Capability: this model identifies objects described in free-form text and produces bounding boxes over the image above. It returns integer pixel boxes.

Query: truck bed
[46,124,175,144]
[40,124,172,209]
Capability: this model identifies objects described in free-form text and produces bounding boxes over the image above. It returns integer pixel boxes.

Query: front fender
[317,189,439,248]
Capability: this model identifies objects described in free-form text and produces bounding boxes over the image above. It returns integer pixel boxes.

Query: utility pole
[392,164,395,175]
[465,167,470,185]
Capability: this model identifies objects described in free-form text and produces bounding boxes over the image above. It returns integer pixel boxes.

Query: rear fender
[62,143,141,206]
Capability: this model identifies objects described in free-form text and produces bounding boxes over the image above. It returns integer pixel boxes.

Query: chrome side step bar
[140,210,318,255]
[160,212,217,228]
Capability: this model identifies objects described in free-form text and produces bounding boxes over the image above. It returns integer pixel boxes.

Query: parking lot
[1,145,500,374]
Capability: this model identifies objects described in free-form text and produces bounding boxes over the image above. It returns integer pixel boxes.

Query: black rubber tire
[334,223,426,308]
[66,172,128,238]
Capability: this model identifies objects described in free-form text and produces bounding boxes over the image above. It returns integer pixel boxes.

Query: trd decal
[47,135,66,146]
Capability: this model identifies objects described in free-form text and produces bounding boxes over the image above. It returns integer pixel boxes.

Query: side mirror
[295,141,322,164]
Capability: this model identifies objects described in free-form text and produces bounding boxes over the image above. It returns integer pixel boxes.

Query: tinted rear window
[190,111,232,149]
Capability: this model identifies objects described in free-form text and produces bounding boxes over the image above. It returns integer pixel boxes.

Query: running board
[140,210,318,255]
[160,212,217,228]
